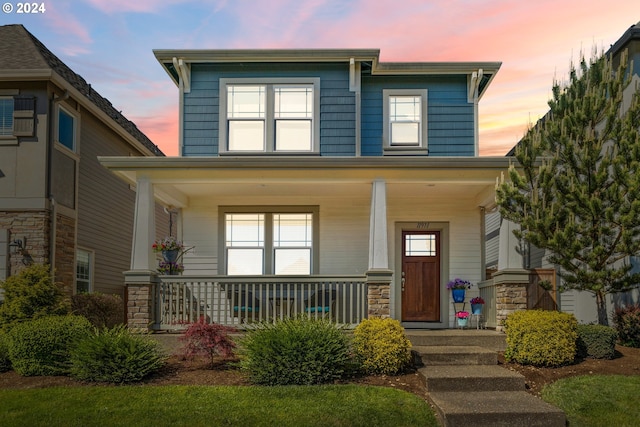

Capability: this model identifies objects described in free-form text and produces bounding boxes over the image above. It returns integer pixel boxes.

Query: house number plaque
[416,222,429,229]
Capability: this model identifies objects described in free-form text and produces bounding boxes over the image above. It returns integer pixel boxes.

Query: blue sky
[1,0,637,155]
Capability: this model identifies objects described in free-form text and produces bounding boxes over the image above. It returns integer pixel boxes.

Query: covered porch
[99,156,513,330]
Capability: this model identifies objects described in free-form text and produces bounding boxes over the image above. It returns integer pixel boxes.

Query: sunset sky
[1,0,637,156]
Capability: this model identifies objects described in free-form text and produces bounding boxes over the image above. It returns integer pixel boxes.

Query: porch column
[131,176,156,271]
[494,217,529,330]
[366,179,392,318]
[125,177,157,332]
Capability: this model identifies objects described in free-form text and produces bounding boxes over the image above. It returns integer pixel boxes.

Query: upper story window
[57,105,78,152]
[0,97,13,136]
[220,78,320,154]
[383,89,428,155]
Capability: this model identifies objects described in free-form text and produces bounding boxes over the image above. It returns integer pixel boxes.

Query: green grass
[0,384,437,427]
[542,375,640,427]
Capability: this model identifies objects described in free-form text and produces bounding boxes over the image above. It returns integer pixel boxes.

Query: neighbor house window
[57,105,77,151]
[383,89,428,154]
[220,78,320,153]
[76,249,93,293]
[223,208,318,275]
[0,97,13,136]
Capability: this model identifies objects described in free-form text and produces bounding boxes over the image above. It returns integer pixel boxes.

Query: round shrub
[71,292,124,328]
[0,331,11,372]
[69,325,166,383]
[239,317,353,385]
[8,315,92,376]
[352,317,412,375]
[576,324,617,360]
[0,264,69,331]
[613,304,640,348]
[504,310,577,367]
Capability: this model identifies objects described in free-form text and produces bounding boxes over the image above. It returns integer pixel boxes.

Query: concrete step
[406,329,506,351]
[428,391,566,427]
[420,364,525,392]
[414,345,497,365]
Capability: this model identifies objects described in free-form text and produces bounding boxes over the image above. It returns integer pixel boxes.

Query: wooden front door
[401,230,441,322]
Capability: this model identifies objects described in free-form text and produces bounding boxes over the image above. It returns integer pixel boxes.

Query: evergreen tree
[496,49,640,325]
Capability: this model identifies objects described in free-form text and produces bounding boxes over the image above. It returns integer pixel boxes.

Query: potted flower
[152,236,185,263]
[470,296,485,315]
[456,311,470,327]
[447,278,472,302]
[157,261,184,275]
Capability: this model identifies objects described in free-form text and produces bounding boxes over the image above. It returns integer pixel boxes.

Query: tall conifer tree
[496,49,640,325]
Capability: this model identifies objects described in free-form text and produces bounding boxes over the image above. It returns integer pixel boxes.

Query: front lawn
[0,384,438,427]
[541,375,640,427]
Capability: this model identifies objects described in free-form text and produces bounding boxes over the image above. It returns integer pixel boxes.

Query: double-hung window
[220,78,320,154]
[223,208,318,275]
[0,97,13,136]
[383,89,428,154]
[57,105,78,152]
[76,249,93,293]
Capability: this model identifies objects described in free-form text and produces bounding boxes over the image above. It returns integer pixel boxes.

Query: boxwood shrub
[71,292,124,328]
[0,331,11,372]
[504,310,577,367]
[352,317,412,375]
[576,324,617,360]
[238,316,353,385]
[613,304,640,348]
[69,325,166,383]
[7,315,92,376]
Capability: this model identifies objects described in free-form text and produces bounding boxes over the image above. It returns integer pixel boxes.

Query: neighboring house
[485,22,640,325]
[101,48,509,330]
[0,24,169,302]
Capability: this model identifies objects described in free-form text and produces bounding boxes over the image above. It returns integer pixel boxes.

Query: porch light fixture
[8,238,24,255]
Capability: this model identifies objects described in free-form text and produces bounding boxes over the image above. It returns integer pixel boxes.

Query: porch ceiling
[99,156,511,208]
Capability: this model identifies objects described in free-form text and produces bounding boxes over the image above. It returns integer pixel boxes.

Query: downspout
[47,90,70,275]
[349,58,362,156]
[468,69,483,156]
[173,58,190,156]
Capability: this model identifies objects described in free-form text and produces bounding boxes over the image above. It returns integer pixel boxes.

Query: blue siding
[183,63,355,156]
[361,75,474,156]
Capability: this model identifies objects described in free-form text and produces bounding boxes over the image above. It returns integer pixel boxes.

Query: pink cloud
[43,2,93,53]
[131,107,180,156]
[85,0,193,14]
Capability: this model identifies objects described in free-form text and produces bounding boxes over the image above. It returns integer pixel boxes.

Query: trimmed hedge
[239,317,353,385]
[576,324,617,359]
[7,315,92,376]
[352,317,412,375]
[504,310,577,367]
[69,325,166,383]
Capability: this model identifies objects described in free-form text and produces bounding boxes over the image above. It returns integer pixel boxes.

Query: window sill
[0,137,19,146]
[383,147,429,156]
[218,151,320,156]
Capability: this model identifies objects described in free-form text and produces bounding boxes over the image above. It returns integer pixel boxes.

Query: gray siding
[361,74,474,156]
[183,63,355,156]
[76,112,169,296]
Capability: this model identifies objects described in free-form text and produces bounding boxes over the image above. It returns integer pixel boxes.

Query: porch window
[224,209,316,275]
[220,78,320,154]
[382,89,428,154]
[76,249,93,293]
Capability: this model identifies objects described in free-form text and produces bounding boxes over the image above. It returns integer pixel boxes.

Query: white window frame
[219,78,320,154]
[0,96,14,137]
[220,206,319,275]
[56,104,79,153]
[383,89,428,155]
[75,248,94,294]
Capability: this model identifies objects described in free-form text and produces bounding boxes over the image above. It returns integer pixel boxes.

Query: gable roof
[0,24,164,157]
[154,48,501,100]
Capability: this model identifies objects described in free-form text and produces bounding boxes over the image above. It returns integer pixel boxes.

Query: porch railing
[155,275,368,330]
[478,279,497,329]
